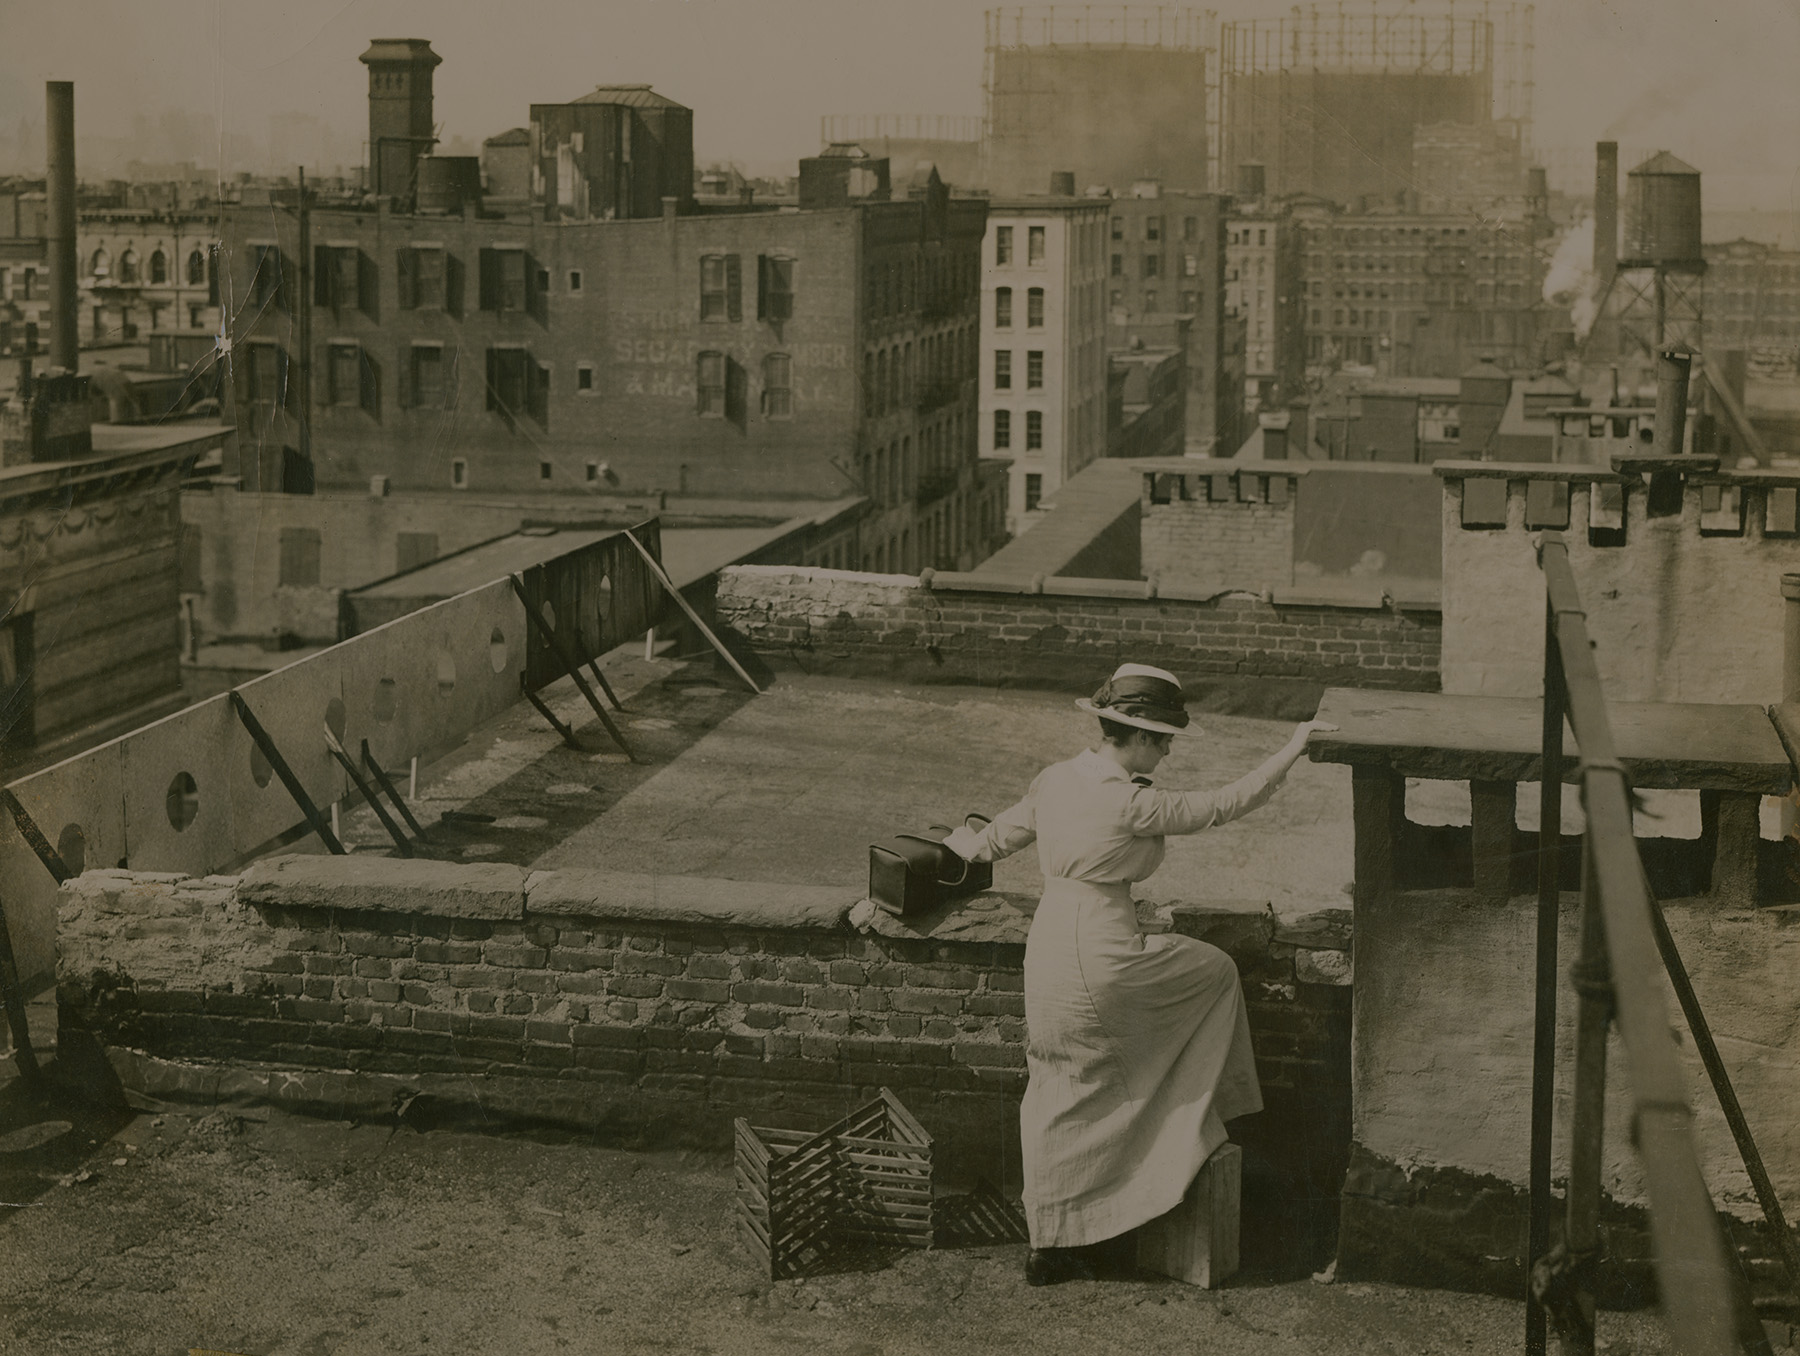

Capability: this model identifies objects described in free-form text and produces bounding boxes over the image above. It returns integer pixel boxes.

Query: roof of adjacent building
[484,128,530,147]
[568,85,688,110]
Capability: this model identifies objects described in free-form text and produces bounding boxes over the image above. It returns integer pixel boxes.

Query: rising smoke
[1543,215,1600,340]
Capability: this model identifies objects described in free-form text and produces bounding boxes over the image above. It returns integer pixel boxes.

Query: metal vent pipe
[46,81,78,373]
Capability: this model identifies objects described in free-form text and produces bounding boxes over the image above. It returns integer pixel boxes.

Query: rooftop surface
[0,1093,1689,1356]
[333,659,1359,918]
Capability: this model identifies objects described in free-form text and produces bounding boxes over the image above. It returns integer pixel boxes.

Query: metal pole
[1782,573,1800,840]
[1560,825,1610,1356]
[296,166,312,469]
[1527,591,1565,1356]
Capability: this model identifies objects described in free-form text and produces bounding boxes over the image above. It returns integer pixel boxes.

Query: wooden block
[1136,1142,1240,1288]
[1470,779,1517,902]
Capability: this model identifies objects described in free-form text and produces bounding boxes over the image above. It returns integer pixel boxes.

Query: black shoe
[1025,1247,1098,1286]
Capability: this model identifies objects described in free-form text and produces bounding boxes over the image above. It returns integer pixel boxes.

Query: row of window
[993,286,1045,329]
[1109,253,1201,281]
[866,249,975,321]
[1110,215,1205,245]
[88,246,210,286]
[1306,253,1533,277]
[864,324,973,418]
[863,410,966,510]
[993,349,1044,390]
[246,244,798,325]
[992,408,1044,452]
[1105,288,1202,314]
[244,339,799,426]
[994,225,1046,267]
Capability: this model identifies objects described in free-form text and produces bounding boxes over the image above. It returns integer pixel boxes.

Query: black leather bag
[868,814,993,918]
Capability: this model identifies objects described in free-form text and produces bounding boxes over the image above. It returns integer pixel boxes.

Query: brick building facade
[1101,183,1243,456]
[1295,199,1554,378]
[219,181,1002,574]
[1226,200,1305,418]
[979,196,1109,531]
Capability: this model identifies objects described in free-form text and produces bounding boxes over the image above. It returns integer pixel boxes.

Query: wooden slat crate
[734,1087,935,1279]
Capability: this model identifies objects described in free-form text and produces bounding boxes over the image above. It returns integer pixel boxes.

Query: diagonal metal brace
[361,741,429,843]
[521,675,579,749]
[1,787,69,885]
[229,691,345,855]
[324,727,412,858]
[509,575,638,763]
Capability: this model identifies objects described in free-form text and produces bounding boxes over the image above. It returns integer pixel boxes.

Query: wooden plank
[1470,779,1517,902]
[0,889,41,1084]
[1352,764,1403,912]
[360,742,429,842]
[1309,687,1791,794]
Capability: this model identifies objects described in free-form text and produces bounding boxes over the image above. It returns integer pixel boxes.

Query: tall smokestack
[46,81,77,374]
[1593,141,1618,285]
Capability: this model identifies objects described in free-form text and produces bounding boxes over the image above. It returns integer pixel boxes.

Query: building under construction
[983,6,1216,197]
[1220,3,1534,208]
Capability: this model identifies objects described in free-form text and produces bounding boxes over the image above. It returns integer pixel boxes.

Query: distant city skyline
[1,0,1796,212]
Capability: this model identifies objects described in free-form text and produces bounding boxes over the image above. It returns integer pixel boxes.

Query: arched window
[187,249,206,285]
[90,247,110,277]
[118,249,139,283]
[149,250,167,284]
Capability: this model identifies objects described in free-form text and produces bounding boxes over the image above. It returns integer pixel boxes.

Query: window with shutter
[278,528,323,587]
[701,256,729,320]
[725,254,742,322]
[248,343,284,406]
[762,352,792,418]
[251,245,284,311]
[359,346,381,419]
[723,354,745,423]
[328,344,361,406]
[758,255,794,322]
[697,351,725,416]
[487,348,529,422]
[411,344,445,408]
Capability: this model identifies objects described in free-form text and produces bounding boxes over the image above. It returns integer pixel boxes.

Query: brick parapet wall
[56,861,1352,1201]
[1141,496,1297,591]
[714,566,1440,708]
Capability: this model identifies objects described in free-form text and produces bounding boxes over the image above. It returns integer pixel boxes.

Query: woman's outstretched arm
[943,772,1041,863]
[1125,718,1338,837]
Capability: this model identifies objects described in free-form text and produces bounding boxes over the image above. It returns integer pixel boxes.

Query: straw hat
[1074,663,1201,738]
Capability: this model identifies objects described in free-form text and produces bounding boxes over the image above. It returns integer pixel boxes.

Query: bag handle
[894,833,971,888]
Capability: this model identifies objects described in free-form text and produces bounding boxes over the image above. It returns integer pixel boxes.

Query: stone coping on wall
[753,564,1433,614]
[236,856,854,931]
[1435,458,1800,488]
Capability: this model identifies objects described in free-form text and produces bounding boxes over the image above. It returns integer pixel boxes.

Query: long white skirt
[1020,876,1263,1248]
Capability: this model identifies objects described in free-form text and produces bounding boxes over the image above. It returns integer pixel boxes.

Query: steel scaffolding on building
[982,6,1220,193]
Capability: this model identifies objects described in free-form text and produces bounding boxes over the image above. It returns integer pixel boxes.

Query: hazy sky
[2,0,1796,208]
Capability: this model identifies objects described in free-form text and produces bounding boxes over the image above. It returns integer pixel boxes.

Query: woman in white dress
[943,663,1335,1285]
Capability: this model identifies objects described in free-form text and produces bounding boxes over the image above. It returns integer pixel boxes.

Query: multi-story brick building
[1706,238,1800,364]
[220,158,998,575]
[1225,184,1305,416]
[1101,181,1241,455]
[979,193,1109,530]
[1295,198,1554,378]
[0,190,222,354]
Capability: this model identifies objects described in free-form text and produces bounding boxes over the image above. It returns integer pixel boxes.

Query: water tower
[1602,151,1704,361]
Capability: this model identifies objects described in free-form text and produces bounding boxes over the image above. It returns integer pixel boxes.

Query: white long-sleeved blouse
[943,744,1291,885]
